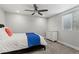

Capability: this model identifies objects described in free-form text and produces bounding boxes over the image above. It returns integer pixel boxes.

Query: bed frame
[2,45,46,54]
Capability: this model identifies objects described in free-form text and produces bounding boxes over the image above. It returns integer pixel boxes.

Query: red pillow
[5,27,13,37]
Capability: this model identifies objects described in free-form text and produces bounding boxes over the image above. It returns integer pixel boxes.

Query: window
[62,13,72,31]
[73,11,79,31]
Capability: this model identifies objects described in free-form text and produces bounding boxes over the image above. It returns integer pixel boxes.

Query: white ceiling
[0,4,78,18]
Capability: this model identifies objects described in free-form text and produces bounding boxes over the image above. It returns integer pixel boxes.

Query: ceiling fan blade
[32,13,35,15]
[38,12,43,15]
[33,4,38,10]
[24,10,34,12]
[38,9,48,12]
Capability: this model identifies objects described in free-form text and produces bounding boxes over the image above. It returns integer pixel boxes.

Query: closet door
[46,31,52,40]
[52,31,57,41]
[46,31,57,41]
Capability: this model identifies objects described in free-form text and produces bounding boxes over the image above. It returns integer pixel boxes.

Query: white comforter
[0,33,47,53]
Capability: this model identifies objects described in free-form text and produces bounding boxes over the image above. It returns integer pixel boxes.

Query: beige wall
[0,8,5,25]
[5,12,48,37]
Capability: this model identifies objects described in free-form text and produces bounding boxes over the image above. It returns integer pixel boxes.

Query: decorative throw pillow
[0,28,10,40]
[4,27,13,37]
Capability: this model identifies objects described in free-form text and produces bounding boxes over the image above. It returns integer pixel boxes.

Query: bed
[0,26,47,54]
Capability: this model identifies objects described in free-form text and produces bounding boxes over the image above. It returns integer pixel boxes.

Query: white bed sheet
[0,33,28,53]
[0,33,47,53]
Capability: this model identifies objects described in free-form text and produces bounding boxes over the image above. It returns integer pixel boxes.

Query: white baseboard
[57,40,79,50]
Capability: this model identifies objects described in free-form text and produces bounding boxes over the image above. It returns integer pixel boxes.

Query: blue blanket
[26,33,41,47]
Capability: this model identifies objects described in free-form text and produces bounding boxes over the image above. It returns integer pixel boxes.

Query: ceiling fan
[24,4,48,16]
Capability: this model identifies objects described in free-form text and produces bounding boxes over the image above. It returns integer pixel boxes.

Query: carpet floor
[27,39,79,54]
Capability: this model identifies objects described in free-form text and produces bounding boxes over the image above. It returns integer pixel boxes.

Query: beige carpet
[28,39,79,54]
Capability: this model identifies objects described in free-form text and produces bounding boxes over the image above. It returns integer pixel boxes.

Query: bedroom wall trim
[57,40,79,50]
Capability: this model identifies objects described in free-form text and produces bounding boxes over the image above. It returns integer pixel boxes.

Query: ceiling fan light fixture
[24,4,48,16]
[16,10,20,13]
